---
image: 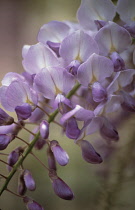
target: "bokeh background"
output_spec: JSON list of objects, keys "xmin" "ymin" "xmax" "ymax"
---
[{"xmin": 0, "ymin": 0, "xmax": 135, "ymax": 210}]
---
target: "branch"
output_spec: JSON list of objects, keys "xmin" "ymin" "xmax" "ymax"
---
[{"xmin": 0, "ymin": 82, "xmax": 81, "ymax": 196}]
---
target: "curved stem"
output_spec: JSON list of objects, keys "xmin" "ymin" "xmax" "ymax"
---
[{"xmin": 0, "ymin": 82, "xmax": 81, "ymax": 196}]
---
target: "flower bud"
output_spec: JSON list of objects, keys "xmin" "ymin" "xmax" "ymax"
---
[
  {"xmin": 15, "ymin": 103, "xmax": 32, "ymax": 120},
  {"xmin": 40, "ymin": 120, "xmax": 49, "ymax": 139},
  {"xmin": 50, "ymin": 140, "xmax": 69, "ymax": 166},
  {"xmin": 0, "ymin": 108, "xmax": 14, "ymax": 125},
  {"xmin": 110, "ymin": 52, "xmax": 125, "ymax": 72},
  {"xmin": 100, "ymin": 118, "xmax": 119, "ymax": 141},
  {"xmin": 18, "ymin": 171, "xmax": 27, "ymax": 196},
  {"xmin": 7, "ymin": 147, "xmax": 24, "ymax": 171},
  {"xmin": 23, "ymin": 170, "xmax": 36, "ymax": 191},
  {"xmin": 65, "ymin": 117, "xmax": 81, "ymax": 139},
  {"xmin": 0, "ymin": 134, "xmax": 12, "ymax": 150},
  {"xmin": 47, "ymin": 147, "xmax": 57, "ymax": 171},
  {"xmin": 78, "ymin": 140, "xmax": 103, "ymax": 164},
  {"xmin": 23, "ymin": 196, "xmax": 44, "ymax": 210},
  {"xmin": 49, "ymin": 173, "xmax": 74, "ymax": 200},
  {"xmin": 35, "ymin": 138, "xmax": 46, "ymax": 150},
  {"xmin": 92, "ymin": 82, "xmax": 107, "ymax": 102},
  {"xmin": 67, "ymin": 60, "xmax": 81, "ymax": 76}
]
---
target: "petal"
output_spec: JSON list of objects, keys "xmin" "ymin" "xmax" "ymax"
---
[
  {"xmin": 48, "ymin": 67, "xmax": 75, "ymax": 95},
  {"xmin": 117, "ymin": 0, "xmax": 135, "ymax": 23},
  {"xmin": 77, "ymin": 0, "xmax": 116, "ymax": 31},
  {"xmin": 77, "ymin": 53, "xmax": 114, "ymax": 86},
  {"xmin": 59, "ymin": 30, "xmax": 98, "ymax": 64},
  {"xmin": 104, "ymin": 95, "xmax": 123, "ymax": 113},
  {"xmin": 1, "ymin": 72, "xmax": 25, "ymax": 86},
  {"xmin": 95, "ymin": 22, "xmax": 132, "ymax": 56},
  {"xmin": 61, "ymin": 105, "xmax": 94, "ymax": 124},
  {"xmin": 22, "ymin": 43, "xmax": 59, "ymax": 74},
  {"xmin": 118, "ymin": 69, "xmax": 135, "ymax": 87},
  {"xmin": 85, "ymin": 117, "xmax": 103, "ymax": 135},
  {"xmin": 5, "ymin": 81, "xmax": 28, "ymax": 109},
  {"xmin": 38, "ymin": 21, "xmax": 70, "ymax": 44},
  {"xmin": 34, "ymin": 68, "xmax": 56, "ymax": 99}
]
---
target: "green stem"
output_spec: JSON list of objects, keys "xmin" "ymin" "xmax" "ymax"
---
[{"xmin": 0, "ymin": 82, "xmax": 81, "ymax": 196}]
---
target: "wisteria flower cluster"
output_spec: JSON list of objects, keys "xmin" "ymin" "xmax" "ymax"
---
[{"xmin": 0, "ymin": 0, "xmax": 135, "ymax": 209}]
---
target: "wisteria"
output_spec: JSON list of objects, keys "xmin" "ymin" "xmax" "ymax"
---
[{"xmin": 0, "ymin": 0, "xmax": 135, "ymax": 209}]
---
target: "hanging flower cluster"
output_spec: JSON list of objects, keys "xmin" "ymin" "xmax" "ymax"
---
[{"xmin": 0, "ymin": 0, "xmax": 135, "ymax": 209}]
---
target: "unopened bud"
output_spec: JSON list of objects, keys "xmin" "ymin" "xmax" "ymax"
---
[
  {"xmin": 78, "ymin": 140, "xmax": 103, "ymax": 164},
  {"xmin": 0, "ymin": 108, "xmax": 14, "ymax": 125},
  {"xmin": 18, "ymin": 171, "xmax": 26, "ymax": 196},
  {"xmin": 23, "ymin": 196, "xmax": 44, "ymax": 210},
  {"xmin": 100, "ymin": 118, "xmax": 119, "ymax": 141},
  {"xmin": 92, "ymin": 82, "xmax": 107, "ymax": 102},
  {"xmin": 110, "ymin": 52, "xmax": 125, "ymax": 72},
  {"xmin": 23, "ymin": 170, "xmax": 36, "ymax": 191},
  {"xmin": 47, "ymin": 147, "xmax": 57, "ymax": 171},
  {"xmin": 49, "ymin": 173, "xmax": 74, "ymax": 200},
  {"xmin": 50, "ymin": 140, "xmax": 69, "ymax": 166},
  {"xmin": 65, "ymin": 117, "xmax": 81, "ymax": 139},
  {"xmin": 15, "ymin": 103, "xmax": 32, "ymax": 120},
  {"xmin": 40, "ymin": 120, "xmax": 49, "ymax": 139},
  {"xmin": 0, "ymin": 134, "xmax": 13, "ymax": 150},
  {"xmin": 7, "ymin": 147, "xmax": 24, "ymax": 171}
]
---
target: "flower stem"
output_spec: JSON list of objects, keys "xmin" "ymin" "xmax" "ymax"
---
[{"xmin": 0, "ymin": 82, "xmax": 81, "ymax": 196}]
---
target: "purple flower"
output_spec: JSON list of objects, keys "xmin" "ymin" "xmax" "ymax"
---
[
  {"xmin": 23, "ymin": 196, "xmax": 44, "ymax": 210},
  {"xmin": 15, "ymin": 103, "xmax": 32, "ymax": 120},
  {"xmin": 1, "ymin": 80, "xmax": 38, "ymax": 112},
  {"xmin": 0, "ymin": 134, "xmax": 13, "ymax": 150},
  {"xmin": 110, "ymin": 52, "xmax": 125, "ymax": 72},
  {"xmin": 78, "ymin": 140, "xmax": 103, "ymax": 164},
  {"xmin": 91, "ymin": 82, "xmax": 107, "ymax": 102},
  {"xmin": 59, "ymin": 30, "xmax": 99, "ymax": 65},
  {"xmin": 34, "ymin": 67, "xmax": 75, "ymax": 99},
  {"xmin": 50, "ymin": 140, "xmax": 69, "ymax": 166},
  {"xmin": 95, "ymin": 22, "xmax": 132, "ymax": 56},
  {"xmin": 47, "ymin": 147, "xmax": 57, "ymax": 171},
  {"xmin": 100, "ymin": 118, "xmax": 119, "ymax": 142},
  {"xmin": 22, "ymin": 43, "xmax": 60, "ymax": 74},
  {"xmin": 77, "ymin": 0, "xmax": 116, "ymax": 31},
  {"xmin": 49, "ymin": 172, "xmax": 74, "ymax": 200},
  {"xmin": 40, "ymin": 120, "xmax": 49, "ymax": 139},
  {"xmin": 23, "ymin": 170, "xmax": 36, "ymax": 191},
  {"xmin": 0, "ymin": 108, "xmax": 14, "ymax": 125},
  {"xmin": 77, "ymin": 53, "xmax": 114, "ymax": 87},
  {"xmin": 7, "ymin": 147, "xmax": 24, "ymax": 171},
  {"xmin": 18, "ymin": 171, "xmax": 27, "ymax": 196}
]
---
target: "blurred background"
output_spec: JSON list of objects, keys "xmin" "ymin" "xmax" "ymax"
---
[{"xmin": 0, "ymin": 0, "xmax": 135, "ymax": 210}]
